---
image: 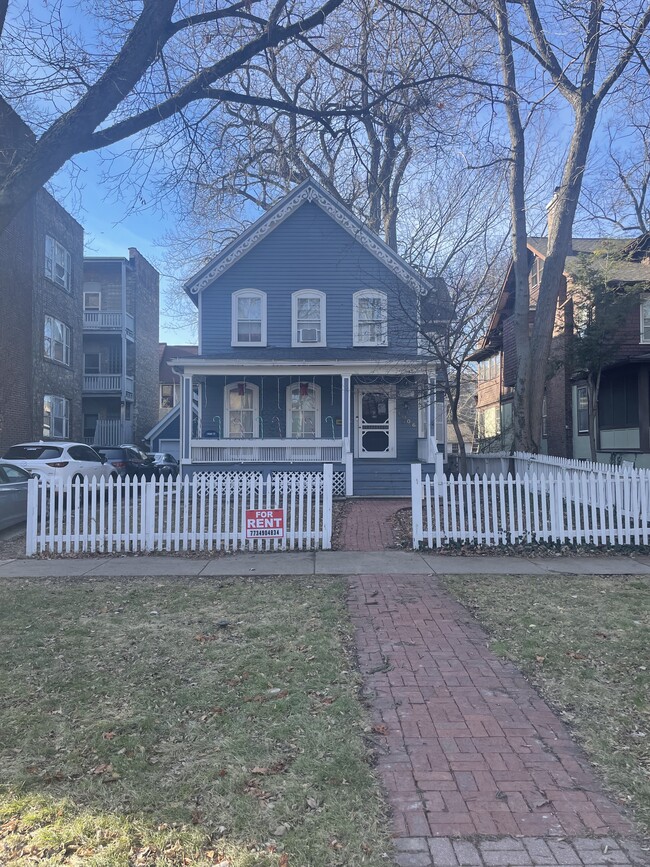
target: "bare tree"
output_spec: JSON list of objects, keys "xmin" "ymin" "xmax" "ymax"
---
[
  {"xmin": 0, "ymin": 0, "xmax": 349, "ymax": 234},
  {"xmin": 474, "ymin": 0, "xmax": 650, "ymax": 452}
]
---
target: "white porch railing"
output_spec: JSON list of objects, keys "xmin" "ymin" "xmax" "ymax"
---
[
  {"xmin": 83, "ymin": 311, "xmax": 135, "ymax": 337},
  {"xmin": 83, "ymin": 374, "xmax": 135, "ymax": 398},
  {"xmin": 191, "ymin": 438, "xmax": 344, "ymax": 463}
]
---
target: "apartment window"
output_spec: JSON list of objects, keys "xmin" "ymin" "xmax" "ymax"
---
[
  {"xmin": 43, "ymin": 395, "xmax": 70, "ymax": 439},
  {"xmin": 292, "ymin": 290, "xmax": 326, "ymax": 346},
  {"xmin": 286, "ymin": 382, "xmax": 321, "ymax": 438},
  {"xmin": 160, "ymin": 384, "xmax": 174, "ymax": 409},
  {"xmin": 598, "ymin": 371, "xmax": 638, "ymax": 430},
  {"xmin": 478, "ymin": 355, "xmax": 500, "ymax": 381},
  {"xmin": 44, "ymin": 316, "xmax": 71, "ymax": 366},
  {"xmin": 224, "ymin": 382, "xmax": 259, "ymax": 438},
  {"xmin": 45, "ymin": 236, "xmax": 72, "ymax": 291},
  {"xmin": 84, "ymin": 353, "xmax": 101, "ymax": 374},
  {"xmin": 640, "ymin": 298, "xmax": 650, "ymax": 344},
  {"xmin": 353, "ymin": 289, "xmax": 388, "ymax": 346},
  {"xmin": 576, "ymin": 386, "xmax": 589, "ymax": 434},
  {"xmin": 541, "ymin": 396, "xmax": 548, "ymax": 439},
  {"xmin": 84, "ymin": 292, "xmax": 101, "ymax": 310},
  {"xmin": 477, "ymin": 406, "xmax": 501, "ymax": 440},
  {"xmin": 232, "ymin": 289, "xmax": 266, "ymax": 345}
]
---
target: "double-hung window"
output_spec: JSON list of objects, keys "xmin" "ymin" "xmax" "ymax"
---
[
  {"xmin": 225, "ymin": 382, "xmax": 259, "ymax": 438},
  {"xmin": 232, "ymin": 289, "xmax": 266, "ymax": 346},
  {"xmin": 353, "ymin": 290, "xmax": 388, "ymax": 346},
  {"xmin": 43, "ymin": 395, "xmax": 70, "ymax": 439},
  {"xmin": 292, "ymin": 290, "xmax": 326, "ymax": 346},
  {"xmin": 45, "ymin": 236, "xmax": 72, "ymax": 291},
  {"xmin": 44, "ymin": 316, "xmax": 71, "ymax": 366},
  {"xmin": 576, "ymin": 386, "xmax": 589, "ymax": 434},
  {"xmin": 640, "ymin": 297, "xmax": 650, "ymax": 344},
  {"xmin": 286, "ymin": 382, "xmax": 321, "ymax": 438}
]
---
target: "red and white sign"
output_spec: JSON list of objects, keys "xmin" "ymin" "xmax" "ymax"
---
[{"xmin": 245, "ymin": 508, "xmax": 285, "ymax": 539}]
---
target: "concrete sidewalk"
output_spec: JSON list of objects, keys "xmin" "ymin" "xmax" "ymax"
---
[{"xmin": 2, "ymin": 550, "xmax": 650, "ymax": 578}]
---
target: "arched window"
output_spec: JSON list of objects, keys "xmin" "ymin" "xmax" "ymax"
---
[
  {"xmin": 353, "ymin": 289, "xmax": 388, "ymax": 346},
  {"xmin": 224, "ymin": 382, "xmax": 260, "ymax": 438},
  {"xmin": 292, "ymin": 290, "xmax": 326, "ymax": 347},
  {"xmin": 286, "ymin": 382, "xmax": 321, "ymax": 439},
  {"xmin": 231, "ymin": 289, "xmax": 267, "ymax": 346}
]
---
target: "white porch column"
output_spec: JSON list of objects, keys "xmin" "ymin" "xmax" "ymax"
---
[
  {"xmin": 180, "ymin": 374, "xmax": 193, "ymax": 465},
  {"xmin": 342, "ymin": 374, "xmax": 353, "ymax": 496},
  {"xmin": 427, "ymin": 372, "xmax": 438, "ymax": 463}
]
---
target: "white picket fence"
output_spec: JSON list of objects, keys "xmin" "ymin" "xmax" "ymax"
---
[
  {"xmin": 26, "ymin": 467, "xmax": 333, "ymax": 555},
  {"xmin": 411, "ymin": 464, "xmax": 650, "ymax": 548}
]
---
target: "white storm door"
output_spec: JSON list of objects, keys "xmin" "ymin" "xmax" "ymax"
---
[{"xmin": 355, "ymin": 386, "xmax": 396, "ymax": 458}]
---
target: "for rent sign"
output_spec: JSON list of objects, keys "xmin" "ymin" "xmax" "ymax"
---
[{"xmin": 245, "ymin": 508, "xmax": 285, "ymax": 539}]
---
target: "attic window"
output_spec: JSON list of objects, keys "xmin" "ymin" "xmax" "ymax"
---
[
  {"xmin": 353, "ymin": 290, "xmax": 387, "ymax": 346},
  {"xmin": 232, "ymin": 289, "xmax": 266, "ymax": 346},
  {"xmin": 292, "ymin": 290, "xmax": 326, "ymax": 347}
]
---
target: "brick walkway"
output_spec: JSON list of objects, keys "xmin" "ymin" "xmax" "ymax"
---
[
  {"xmin": 348, "ymin": 574, "xmax": 648, "ymax": 867},
  {"xmin": 336, "ymin": 498, "xmax": 408, "ymax": 550}
]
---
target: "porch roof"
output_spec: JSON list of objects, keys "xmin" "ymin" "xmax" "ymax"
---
[{"xmin": 167, "ymin": 355, "xmax": 436, "ymax": 377}]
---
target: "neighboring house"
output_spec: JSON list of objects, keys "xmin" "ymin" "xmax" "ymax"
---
[
  {"xmin": 472, "ymin": 231, "xmax": 650, "ymax": 464},
  {"xmin": 152, "ymin": 179, "xmax": 448, "ymax": 495},
  {"xmin": 82, "ymin": 251, "xmax": 160, "ymax": 447},
  {"xmin": 0, "ymin": 104, "xmax": 84, "ymax": 451},
  {"xmin": 158, "ymin": 343, "xmax": 198, "ymax": 418}
]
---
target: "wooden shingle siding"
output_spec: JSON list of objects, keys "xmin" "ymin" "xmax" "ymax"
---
[{"xmin": 200, "ymin": 202, "xmax": 416, "ymax": 356}]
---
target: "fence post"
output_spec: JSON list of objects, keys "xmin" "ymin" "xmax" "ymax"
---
[
  {"xmin": 322, "ymin": 463, "xmax": 334, "ymax": 549},
  {"xmin": 411, "ymin": 463, "xmax": 423, "ymax": 549},
  {"xmin": 25, "ymin": 477, "xmax": 39, "ymax": 556},
  {"xmin": 144, "ymin": 478, "xmax": 156, "ymax": 552}
]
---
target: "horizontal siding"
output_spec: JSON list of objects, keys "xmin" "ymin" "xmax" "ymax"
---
[{"xmin": 200, "ymin": 201, "xmax": 418, "ymax": 357}]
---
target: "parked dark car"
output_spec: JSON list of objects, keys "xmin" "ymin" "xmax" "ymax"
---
[
  {"xmin": 96, "ymin": 446, "xmax": 156, "ymax": 480},
  {"xmin": 0, "ymin": 463, "xmax": 31, "ymax": 530},
  {"xmin": 147, "ymin": 452, "xmax": 180, "ymax": 479}
]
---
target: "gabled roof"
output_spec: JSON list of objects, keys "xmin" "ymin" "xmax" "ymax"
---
[
  {"xmin": 159, "ymin": 343, "xmax": 198, "ymax": 383},
  {"xmin": 183, "ymin": 178, "xmax": 435, "ymax": 297},
  {"xmin": 471, "ymin": 234, "xmax": 650, "ymax": 360},
  {"xmin": 144, "ymin": 404, "xmax": 180, "ymax": 444}
]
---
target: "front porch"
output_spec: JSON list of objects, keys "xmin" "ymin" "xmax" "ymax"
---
[{"xmin": 175, "ymin": 362, "xmax": 445, "ymax": 496}]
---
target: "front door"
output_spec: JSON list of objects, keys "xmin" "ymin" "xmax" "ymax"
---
[{"xmin": 355, "ymin": 386, "xmax": 396, "ymax": 458}]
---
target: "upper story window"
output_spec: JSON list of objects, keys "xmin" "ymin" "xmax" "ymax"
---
[
  {"xmin": 353, "ymin": 289, "xmax": 388, "ymax": 346},
  {"xmin": 640, "ymin": 297, "xmax": 650, "ymax": 344},
  {"xmin": 529, "ymin": 257, "xmax": 542, "ymax": 305},
  {"xmin": 286, "ymin": 382, "xmax": 321, "ymax": 438},
  {"xmin": 84, "ymin": 291, "xmax": 101, "ymax": 310},
  {"xmin": 43, "ymin": 395, "xmax": 70, "ymax": 439},
  {"xmin": 232, "ymin": 289, "xmax": 266, "ymax": 346},
  {"xmin": 224, "ymin": 382, "xmax": 259, "ymax": 438},
  {"xmin": 44, "ymin": 315, "xmax": 71, "ymax": 366},
  {"xmin": 45, "ymin": 236, "xmax": 72, "ymax": 292},
  {"xmin": 478, "ymin": 355, "xmax": 500, "ymax": 382},
  {"xmin": 160, "ymin": 384, "xmax": 175, "ymax": 409},
  {"xmin": 292, "ymin": 290, "xmax": 326, "ymax": 347}
]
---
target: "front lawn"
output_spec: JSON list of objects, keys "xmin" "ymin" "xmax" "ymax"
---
[
  {"xmin": 0, "ymin": 576, "xmax": 389, "ymax": 865},
  {"xmin": 443, "ymin": 574, "xmax": 650, "ymax": 836}
]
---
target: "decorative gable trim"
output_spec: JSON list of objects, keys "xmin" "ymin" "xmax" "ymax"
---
[{"xmin": 185, "ymin": 181, "xmax": 428, "ymax": 295}]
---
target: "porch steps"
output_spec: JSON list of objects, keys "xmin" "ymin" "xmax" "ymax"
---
[{"xmin": 352, "ymin": 461, "xmax": 412, "ymax": 497}]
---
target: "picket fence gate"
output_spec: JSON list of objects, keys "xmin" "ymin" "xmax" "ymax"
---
[
  {"xmin": 26, "ymin": 466, "xmax": 333, "ymax": 555},
  {"xmin": 411, "ymin": 464, "xmax": 650, "ymax": 549}
]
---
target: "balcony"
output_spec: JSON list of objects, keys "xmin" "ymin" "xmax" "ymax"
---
[
  {"xmin": 191, "ymin": 438, "xmax": 343, "ymax": 463},
  {"xmin": 83, "ymin": 311, "xmax": 135, "ymax": 339},
  {"xmin": 83, "ymin": 374, "xmax": 135, "ymax": 400}
]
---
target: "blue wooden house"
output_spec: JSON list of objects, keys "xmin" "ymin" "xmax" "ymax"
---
[{"xmin": 151, "ymin": 180, "xmax": 447, "ymax": 496}]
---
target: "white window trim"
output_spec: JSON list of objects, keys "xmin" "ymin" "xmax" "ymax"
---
[
  {"xmin": 231, "ymin": 288, "xmax": 267, "ymax": 347},
  {"xmin": 84, "ymin": 291, "xmax": 101, "ymax": 310},
  {"xmin": 44, "ymin": 315, "xmax": 71, "ymax": 366},
  {"xmin": 224, "ymin": 381, "xmax": 260, "ymax": 438},
  {"xmin": 353, "ymin": 289, "xmax": 388, "ymax": 347},
  {"xmin": 286, "ymin": 382, "xmax": 321, "ymax": 439},
  {"xmin": 291, "ymin": 290, "xmax": 326, "ymax": 347},
  {"xmin": 640, "ymin": 297, "xmax": 650, "ymax": 344},
  {"xmin": 45, "ymin": 235, "xmax": 72, "ymax": 292}
]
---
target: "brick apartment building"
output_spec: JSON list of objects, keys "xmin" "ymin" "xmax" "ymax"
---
[
  {"xmin": 473, "ymin": 233, "xmax": 650, "ymax": 464},
  {"xmin": 82, "ymin": 252, "xmax": 160, "ymax": 447},
  {"xmin": 0, "ymin": 105, "xmax": 84, "ymax": 451}
]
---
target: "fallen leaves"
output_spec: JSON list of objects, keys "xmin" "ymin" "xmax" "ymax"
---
[{"xmin": 371, "ymin": 723, "xmax": 388, "ymax": 735}]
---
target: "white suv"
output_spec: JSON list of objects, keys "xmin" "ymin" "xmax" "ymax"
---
[{"xmin": 0, "ymin": 442, "xmax": 117, "ymax": 483}]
